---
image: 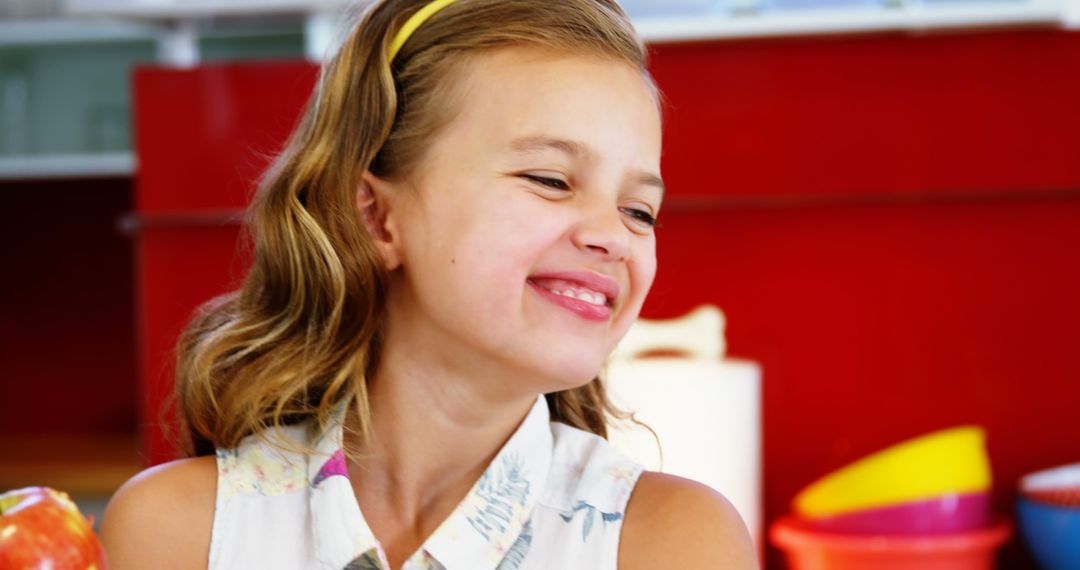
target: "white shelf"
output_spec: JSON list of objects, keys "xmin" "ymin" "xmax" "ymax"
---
[
  {"xmin": 0, "ymin": 18, "xmax": 158, "ymax": 46},
  {"xmin": 636, "ymin": 2, "xmax": 1064, "ymax": 43},
  {"xmin": 63, "ymin": 0, "xmax": 353, "ymax": 20},
  {"xmin": 0, "ymin": 1, "xmax": 1066, "ymax": 50},
  {"xmin": 1066, "ymin": 0, "xmax": 1080, "ymax": 27},
  {"xmin": 0, "ymin": 153, "xmax": 136, "ymax": 181},
  {"xmin": 58, "ymin": 0, "xmax": 1071, "ymax": 42}
]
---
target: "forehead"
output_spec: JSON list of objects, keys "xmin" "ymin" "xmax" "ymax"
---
[{"xmin": 430, "ymin": 46, "xmax": 662, "ymax": 170}]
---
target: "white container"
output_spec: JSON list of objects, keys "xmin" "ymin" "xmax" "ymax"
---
[{"xmin": 605, "ymin": 306, "xmax": 764, "ymax": 556}]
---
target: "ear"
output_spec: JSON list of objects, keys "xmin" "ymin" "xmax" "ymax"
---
[{"xmin": 356, "ymin": 170, "xmax": 403, "ymax": 270}]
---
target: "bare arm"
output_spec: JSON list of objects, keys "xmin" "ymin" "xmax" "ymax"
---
[
  {"xmin": 619, "ymin": 471, "xmax": 758, "ymax": 570},
  {"xmin": 99, "ymin": 456, "xmax": 217, "ymax": 570}
]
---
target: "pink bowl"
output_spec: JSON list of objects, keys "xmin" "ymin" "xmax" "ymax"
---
[{"xmin": 798, "ymin": 492, "xmax": 992, "ymax": 535}]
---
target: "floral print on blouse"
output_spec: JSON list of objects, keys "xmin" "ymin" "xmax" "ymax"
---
[{"xmin": 209, "ymin": 395, "xmax": 645, "ymax": 570}]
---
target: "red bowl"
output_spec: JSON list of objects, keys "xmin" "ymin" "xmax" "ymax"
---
[
  {"xmin": 1023, "ymin": 487, "xmax": 1080, "ymax": 508},
  {"xmin": 1021, "ymin": 463, "xmax": 1080, "ymax": 508},
  {"xmin": 772, "ymin": 515, "xmax": 1012, "ymax": 570}
]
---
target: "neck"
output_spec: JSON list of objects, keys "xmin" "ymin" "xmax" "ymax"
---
[{"xmin": 342, "ymin": 320, "xmax": 538, "ymax": 549}]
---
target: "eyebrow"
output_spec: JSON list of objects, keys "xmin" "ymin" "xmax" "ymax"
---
[{"xmin": 506, "ymin": 135, "xmax": 666, "ymax": 196}]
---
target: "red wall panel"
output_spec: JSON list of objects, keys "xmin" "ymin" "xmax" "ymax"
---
[
  {"xmin": 133, "ymin": 61, "xmax": 318, "ymax": 459},
  {"xmin": 134, "ymin": 61, "xmax": 318, "ymax": 212},
  {"xmin": 650, "ymin": 30, "xmax": 1080, "ymax": 199},
  {"xmin": 132, "ymin": 29, "xmax": 1080, "ymax": 569}
]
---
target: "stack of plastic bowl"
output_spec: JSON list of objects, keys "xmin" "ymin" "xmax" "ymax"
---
[
  {"xmin": 1017, "ymin": 463, "xmax": 1080, "ymax": 570},
  {"xmin": 771, "ymin": 426, "xmax": 1012, "ymax": 570}
]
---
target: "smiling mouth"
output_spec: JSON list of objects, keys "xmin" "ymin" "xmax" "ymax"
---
[
  {"xmin": 528, "ymin": 278, "xmax": 611, "ymax": 307},
  {"xmin": 526, "ymin": 276, "xmax": 616, "ymax": 322}
]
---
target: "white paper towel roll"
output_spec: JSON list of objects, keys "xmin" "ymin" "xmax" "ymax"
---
[{"xmin": 604, "ymin": 307, "xmax": 763, "ymax": 554}]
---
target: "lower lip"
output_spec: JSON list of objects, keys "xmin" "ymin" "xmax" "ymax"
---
[{"xmin": 528, "ymin": 281, "xmax": 612, "ymax": 322}]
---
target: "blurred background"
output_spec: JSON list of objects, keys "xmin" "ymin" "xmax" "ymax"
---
[{"xmin": 1, "ymin": 0, "xmax": 1078, "ymax": 568}]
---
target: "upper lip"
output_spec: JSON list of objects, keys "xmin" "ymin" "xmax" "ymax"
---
[{"xmin": 528, "ymin": 270, "xmax": 621, "ymax": 306}]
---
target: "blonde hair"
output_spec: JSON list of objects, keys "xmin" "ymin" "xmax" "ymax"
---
[{"xmin": 174, "ymin": 0, "xmax": 659, "ymax": 457}]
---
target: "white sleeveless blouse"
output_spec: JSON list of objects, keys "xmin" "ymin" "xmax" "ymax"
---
[{"xmin": 208, "ymin": 395, "xmax": 645, "ymax": 570}]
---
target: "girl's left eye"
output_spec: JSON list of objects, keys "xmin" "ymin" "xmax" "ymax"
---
[
  {"xmin": 620, "ymin": 207, "xmax": 658, "ymax": 228},
  {"xmin": 521, "ymin": 173, "xmax": 659, "ymax": 229},
  {"xmin": 522, "ymin": 174, "xmax": 570, "ymax": 191}
]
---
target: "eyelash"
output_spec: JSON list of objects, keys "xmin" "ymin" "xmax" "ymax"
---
[
  {"xmin": 521, "ymin": 174, "xmax": 659, "ymax": 228},
  {"xmin": 622, "ymin": 207, "xmax": 659, "ymax": 227},
  {"xmin": 522, "ymin": 174, "xmax": 569, "ymax": 191}
]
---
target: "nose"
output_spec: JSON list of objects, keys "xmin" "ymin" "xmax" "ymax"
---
[{"xmin": 570, "ymin": 199, "xmax": 630, "ymax": 262}]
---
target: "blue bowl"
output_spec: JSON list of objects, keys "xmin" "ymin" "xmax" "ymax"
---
[{"xmin": 1017, "ymin": 497, "xmax": 1080, "ymax": 570}]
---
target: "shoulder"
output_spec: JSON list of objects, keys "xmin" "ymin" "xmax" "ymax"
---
[
  {"xmin": 618, "ymin": 471, "xmax": 758, "ymax": 570},
  {"xmin": 100, "ymin": 455, "xmax": 217, "ymax": 570}
]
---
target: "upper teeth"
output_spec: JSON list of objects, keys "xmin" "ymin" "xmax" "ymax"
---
[{"xmin": 551, "ymin": 289, "xmax": 606, "ymax": 306}]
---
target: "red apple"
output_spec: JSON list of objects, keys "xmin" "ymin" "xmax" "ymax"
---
[{"xmin": 0, "ymin": 486, "xmax": 106, "ymax": 570}]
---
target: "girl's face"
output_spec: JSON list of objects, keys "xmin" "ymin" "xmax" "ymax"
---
[{"xmin": 376, "ymin": 47, "xmax": 663, "ymax": 394}]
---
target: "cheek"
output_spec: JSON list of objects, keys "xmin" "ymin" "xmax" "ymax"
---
[
  {"xmin": 440, "ymin": 215, "xmax": 555, "ymax": 303},
  {"xmin": 630, "ymin": 239, "xmax": 658, "ymax": 300},
  {"xmin": 607, "ymin": 241, "xmax": 657, "ymax": 347},
  {"xmin": 463, "ymin": 194, "xmax": 566, "ymax": 266}
]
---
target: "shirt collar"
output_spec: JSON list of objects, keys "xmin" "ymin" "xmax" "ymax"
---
[{"xmin": 309, "ymin": 395, "xmax": 554, "ymax": 570}]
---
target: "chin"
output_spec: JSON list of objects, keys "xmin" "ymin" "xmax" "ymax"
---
[{"xmin": 532, "ymin": 355, "xmax": 607, "ymax": 394}]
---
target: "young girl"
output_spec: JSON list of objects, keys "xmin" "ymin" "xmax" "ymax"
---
[{"xmin": 101, "ymin": 0, "xmax": 756, "ymax": 568}]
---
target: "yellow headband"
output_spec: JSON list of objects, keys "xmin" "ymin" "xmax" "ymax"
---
[{"xmin": 387, "ymin": 0, "xmax": 459, "ymax": 62}]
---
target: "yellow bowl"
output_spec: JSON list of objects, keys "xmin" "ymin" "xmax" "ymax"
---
[{"xmin": 794, "ymin": 426, "xmax": 992, "ymax": 519}]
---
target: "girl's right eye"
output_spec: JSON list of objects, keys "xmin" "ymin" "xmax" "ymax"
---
[{"xmin": 521, "ymin": 174, "xmax": 570, "ymax": 191}]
